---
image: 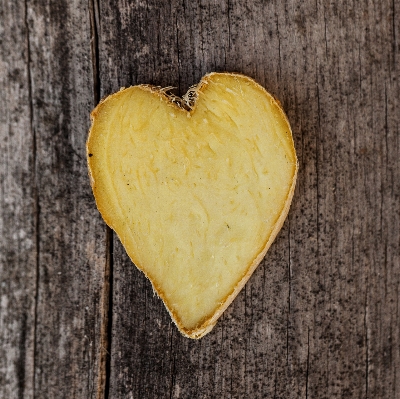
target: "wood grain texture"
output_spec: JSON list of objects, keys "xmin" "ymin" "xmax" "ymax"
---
[
  {"xmin": 0, "ymin": 1, "xmax": 36, "ymax": 397},
  {"xmin": 26, "ymin": 0, "xmax": 108, "ymax": 396},
  {"xmin": 98, "ymin": 0, "xmax": 400, "ymax": 398},
  {"xmin": 1, "ymin": 0, "xmax": 399, "ymax": 397}
]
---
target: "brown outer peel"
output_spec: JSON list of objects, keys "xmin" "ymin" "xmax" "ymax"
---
[{"xmin": 87, "ymin": 72, "xmax": 298, "ymax": 339}]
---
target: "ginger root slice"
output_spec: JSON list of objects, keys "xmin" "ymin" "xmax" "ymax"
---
[{"xmin": 87, "ymin": 72, "xmax": 298, "ymax": 338}]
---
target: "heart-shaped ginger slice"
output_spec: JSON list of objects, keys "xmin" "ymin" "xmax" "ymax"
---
[{"xmin": 87, "ymin": 73, "xmax": 297, "ymax": 338}]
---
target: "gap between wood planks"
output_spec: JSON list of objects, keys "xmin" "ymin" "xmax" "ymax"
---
[
  {"xmin": 89, "ymin": 0, "xmax": 114, "ymax": 398},
  {"xmin": 24, "ymin": 0, "xmax": 40, "ymax": 396}
]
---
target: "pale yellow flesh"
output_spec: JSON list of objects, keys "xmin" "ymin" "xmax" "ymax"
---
[{"xmin": 87, "ymin": 73, "xmax": 297, "ymax": 337}]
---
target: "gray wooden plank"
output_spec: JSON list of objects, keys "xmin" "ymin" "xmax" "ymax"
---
[
  {"xmin": 0, "ymin": 1, "xmax": 36, "ymax": 398},
  {"xmin": 297, "ymin": 0, "xmax": 400, "ymax": 397},
  {"xmin": 98, "ymin": 0, "xmax": 400, "ymax": 397},
  {"xmin": 25, "ymin": 0, "xmax": 107, "ymax": 397},
  {"xmin": 355, "ymin": 0, "xmax": 400, "ymax": 396}
]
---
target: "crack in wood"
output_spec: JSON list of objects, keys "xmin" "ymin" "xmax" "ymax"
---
[
  {"xmin": 95, "ymin": 226, "xmax": 113, "ymax": 399},
  {"xmin": 89, "ymin": 0, "xmax": 113, "ymax": 398},
  {"xmin": 364, "ymin": 285, "xmax": 369, "ymax": 399},
  {"xmin": 287, "ymin": 210, "xmax": 292, "ymax": 368},
  {"xmin": 24, "ymin": 0, "xmax": 39, "ymax": 397},
  {"xmin": 168, "ymin": 328, "xmax": 176, "ymax": 399},
  {"xmin": 89, "ymin": 0, "xmax": 101, "ymax": 105},
  {"xmin": 305, "ymin": 327, "xmax": 310, "ymax": 399},
  {"xmin": 104, "ymin": 227, "xmax": 114, "ymax": 399}
]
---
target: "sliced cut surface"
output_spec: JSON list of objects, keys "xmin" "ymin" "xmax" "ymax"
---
[{"xmin": 87, "ymin": 73, "xmax": 297, "ymax": 338}]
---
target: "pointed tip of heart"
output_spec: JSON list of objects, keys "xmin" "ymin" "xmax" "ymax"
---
[{"xmin": 177, "ymin": 321, "xmax": 217, "ymax": 339}]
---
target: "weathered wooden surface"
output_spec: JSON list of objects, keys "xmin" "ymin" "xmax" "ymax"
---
[
  {"xmin": 1, "ymin": 0, "xmax": 399, "ymax": 398},
  {"xmin": 26, "ymin": 1, "xmax": 109, "ymax": 397},
  {"xmin": 0, "ymin": 1, "xmax": 36, "ymax": 397},
  {"xmin": 1, "ymin": 0, "xmax": 107, "ymax": 398}
]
